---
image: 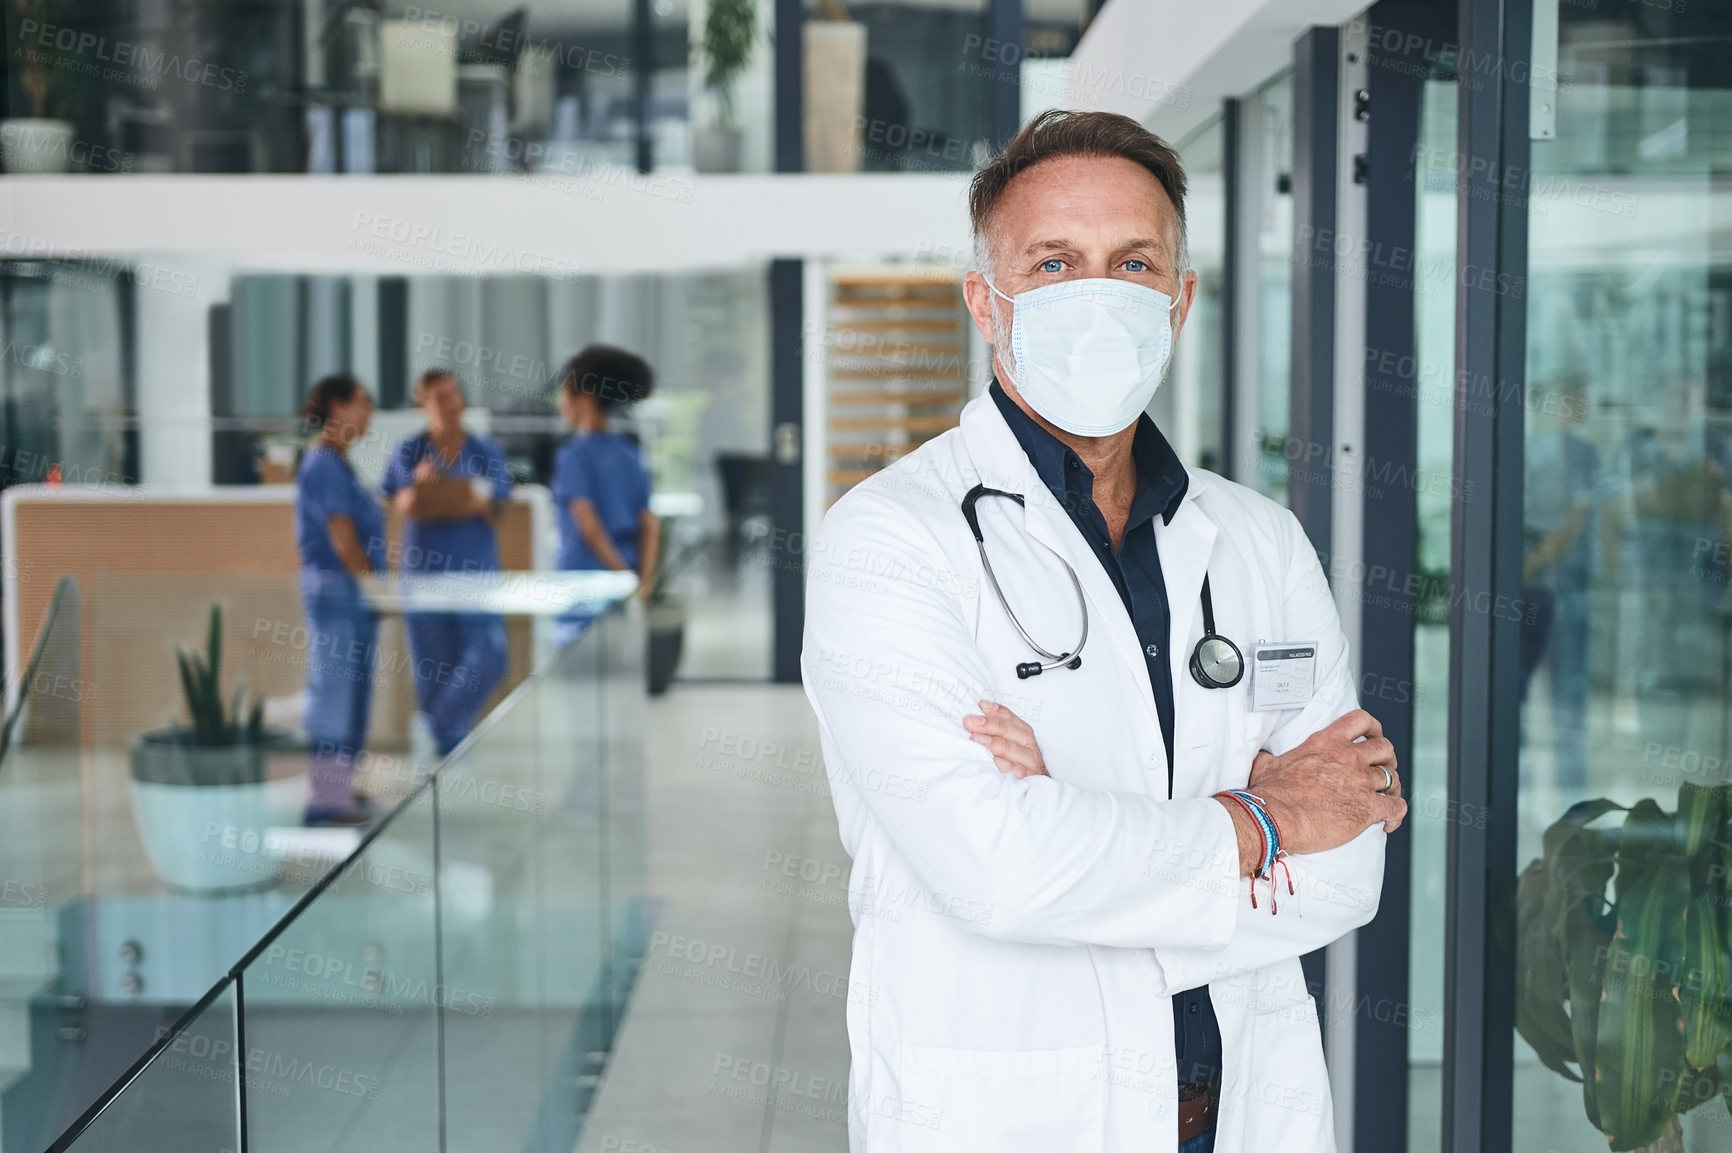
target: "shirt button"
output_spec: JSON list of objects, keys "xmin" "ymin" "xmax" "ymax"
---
[
  {"xmin": 1189, "ymin": 1001, "xmax": 1199, "ymax": 1015},
  {"xmin": 1145, "ymin": 643, "xmax": 1159, "ymax": 657}
]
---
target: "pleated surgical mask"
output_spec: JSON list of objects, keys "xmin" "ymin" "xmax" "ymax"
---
[{"xmin": 985, "ymin": 274, "xmax": 1183, "ymax": 437}]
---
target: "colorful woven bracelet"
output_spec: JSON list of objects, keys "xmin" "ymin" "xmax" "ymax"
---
[
  {"xmin": 1215, "ymin": 790, "xmax": 1270, "ymax": 910},
  {"xmin": 1223, "ymin": 789, "xmax": 1279, "ymax": 876}
]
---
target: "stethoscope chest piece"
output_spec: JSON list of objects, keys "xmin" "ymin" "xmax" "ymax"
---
[{"xmin": 1188, "ymin": 575, "xmax": 1243, "ymax": 689}]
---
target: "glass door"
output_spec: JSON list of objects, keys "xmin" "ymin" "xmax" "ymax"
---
[{"xmin": 1511, "ymin": 6, "xmax": 1732, "ymax": 1151}]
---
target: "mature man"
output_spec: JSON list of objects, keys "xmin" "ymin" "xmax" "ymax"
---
[{"xmin": 800, "ymin": 109, "xmax": 1405, "ymax": 1153}]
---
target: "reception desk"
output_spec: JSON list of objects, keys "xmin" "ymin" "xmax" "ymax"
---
[{"xmin": 0, "ymin": 484, "xmax": 559, "ymax": 748}]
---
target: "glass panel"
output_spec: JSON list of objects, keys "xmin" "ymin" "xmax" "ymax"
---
[
  {"xmin": 439, "ymin": 618, "xmax": 594, "ymax": 1153},
  {"xmin": 1512, "ymin": 7, "xmax": 1732, "ymax": 1152},
  {"xmin": 1407, "ymin": 73, "xmax": 1457, "ymax": 1153},
  {"xmin": 1234, "ymin": 70, "xmax": 1294, "ymax": 503},
  {"xmin": 240, "ymin": 784, "xmax": 439, "ymax": 1152},
  {"xmin": 1166, "ymin": 114, "xmax": 1225, "ymax": 473},
  {"xmin": 812, "ymin": 0, "xmax": 993, "ymax": 174},
  {"xmin": 55, "ymin": 983, "xmax": 239, "ymax": 1153}
]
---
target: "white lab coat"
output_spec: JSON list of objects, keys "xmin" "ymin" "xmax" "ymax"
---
[{"xmin": 800, "ymin": 392, "xmax": 1385, "ymax": 1153}]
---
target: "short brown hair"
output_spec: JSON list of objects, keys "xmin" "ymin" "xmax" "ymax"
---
[
  {"xmin": 413, "ymin": 367, "xmax": 459, "ymax": 404},
  {"xmin": 968, "ymin": 109, "xmax": 1189, "ymax": 277}
]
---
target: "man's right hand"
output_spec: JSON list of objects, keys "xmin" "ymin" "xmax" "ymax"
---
[{"xmin": 1244, "ymin": 709, "xmax": 1406, "ymax": 859}]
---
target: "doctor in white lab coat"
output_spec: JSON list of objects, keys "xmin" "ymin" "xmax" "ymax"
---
[{"xmin": 800, "ymin": 109, "xmax": 1407, "ymax": 1153}]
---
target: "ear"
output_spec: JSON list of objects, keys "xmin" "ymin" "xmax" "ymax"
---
[
  {"xmin": 962, "ymin": 270, "xmax": 998, "ymax": 348},
  {"xmin": 1171, "ymin": 268, "xmax": 1199, "ymax": 343}
]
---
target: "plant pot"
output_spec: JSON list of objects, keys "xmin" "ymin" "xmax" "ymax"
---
[
  {"xmin": 646, "ymin": 597, "xmax": 686, "ymax": 696},
  {"xmin": 129, "ymin": 729, "xmax": 306, "ymax": 893},
  {"xmin": 803, "ymin": 22, "xmax": 866, "ymax": 173},
  {"xmin": 1, "ymin": 118, "xmax": 75, "ymax": 173},
  {"xmin": 692, "ymin": 124, "xmax": 742, "ymax": 173}
]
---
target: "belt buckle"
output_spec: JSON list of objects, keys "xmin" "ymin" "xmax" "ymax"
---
[{"xmin": 1176, "ymin": 1078, "xmax": 1220, "ymax": 1142}]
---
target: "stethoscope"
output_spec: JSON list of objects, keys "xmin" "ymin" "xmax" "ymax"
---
[{"xmin": 961, "ymin": 483, "xmax": 1245, "ymax": 689}]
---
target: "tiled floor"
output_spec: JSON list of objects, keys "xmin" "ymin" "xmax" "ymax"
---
[{"xmin": 575, "ymin": 683, "xmax": 853, "ymax": 1153}]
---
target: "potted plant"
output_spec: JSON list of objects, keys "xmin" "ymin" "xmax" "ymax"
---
[
  {"xmin": 692, "ymin": 0, "xmax": 755, "ymax": 172},
  {"xmin": 1516, "ymin": 782, "xmax": 1732, "ymax": 1152},
  {"xmin": 3, "ymin": 0, "xmax": 83, "ymax": 172},
  {"xmin": 129, "ymin": 605, "xmax": 303, "ymax": 892}
]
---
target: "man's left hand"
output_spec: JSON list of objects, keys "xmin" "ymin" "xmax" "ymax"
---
[{"xmin": 964, "ymin": 700, "xmax": 1048, "ymax": 779}]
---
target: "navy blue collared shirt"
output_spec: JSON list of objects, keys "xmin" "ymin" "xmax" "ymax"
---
[{"xmin": 988, "ymin": 380, "xmax": 1222, "ymax": 1089}]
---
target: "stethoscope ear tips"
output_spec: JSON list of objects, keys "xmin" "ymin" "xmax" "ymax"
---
[
  {"xmin": 1016, "ymin": 662, "xmax": 1043, "ymax": 680},
  {"xmin": 1065, "ymin": 656, "xmax": 1082, "ymax": 670}
]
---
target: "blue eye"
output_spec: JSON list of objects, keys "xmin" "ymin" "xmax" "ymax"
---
[
  {"xmin": 1039, "ymin": 258, "xmax": 1064, "ymax": 273},
  {"xmin": 1123, "ymin": 259, "xmax": 1148, "ymax": 272}
]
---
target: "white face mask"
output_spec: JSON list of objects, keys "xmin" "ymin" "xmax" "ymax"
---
[{"xmin": 984, "ymin": 274, "xmax": 1183, "ymax": 437}]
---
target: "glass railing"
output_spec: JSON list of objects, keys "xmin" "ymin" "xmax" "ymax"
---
[{"xmin": 0, "ymin": 575, "xmax": 646, "ymax": 1153}]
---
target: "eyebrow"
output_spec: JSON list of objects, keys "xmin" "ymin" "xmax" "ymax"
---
[{"xmin": 1022, "ymin": 236, "xmax": 1172, "ymax": 259}]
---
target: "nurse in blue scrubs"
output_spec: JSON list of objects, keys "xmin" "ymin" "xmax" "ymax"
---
[
  {"xmin": 295, "ymin": 375, "xmax": 386, "ymax": 825},
  {"xmin": 551, "ymin": 346, "xmax": 660, "ymax": 646},
  {"xmin": 381, "ymin": 369, "xmax": 512, "ymax": 758}
]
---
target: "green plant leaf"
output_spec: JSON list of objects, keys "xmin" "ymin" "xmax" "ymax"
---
[
  {"xmin": 207, "ymin": 603, "xmax": 222, "ymax": 713},
  {"xmin": 230, "ymin": 681, "xmax": 249, "ymax": 740},
  {"xmin": 1564, "ymin": 898, "xmax": 1614, "ymax": 1130},
  {"xmin": 1517, "ymin": 858, "xmax": 1581, "ymax": 1079},
  {"xmin": 1680, "ymin": 895, "xmax": 1732, "ymax": 1068},
  {"xmin": 176, "ymin": 649, "xmax": 208, "ymax": 738},
  {"xmin": 1678, "ymin": 782, "xmax": 1725, "ymax": 862},
  {"xmin": 1593, "ymin": 837, "xmax": 1690, "ymax": 1151}
]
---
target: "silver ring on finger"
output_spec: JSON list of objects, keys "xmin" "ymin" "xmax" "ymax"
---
[{"xmin": 1377, "ymin": 764, "xmax": 1394, "ymax": 795}]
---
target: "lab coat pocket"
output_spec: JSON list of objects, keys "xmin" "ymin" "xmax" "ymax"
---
[
  {"xmin": 1236, "ymin": 996, "xmax": 1333, "ymax": 1152},
  {"xmin": 898, "ymin": 1042, "xmax": 1103, "ymax": 1153}
]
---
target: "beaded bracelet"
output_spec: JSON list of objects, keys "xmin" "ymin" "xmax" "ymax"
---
[{"xmin": 1216, "ymin": 789, "xmax": 1296, "ymax": 914}]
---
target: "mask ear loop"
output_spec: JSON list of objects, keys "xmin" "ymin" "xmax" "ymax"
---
[{"xmin": 980, "ymin": 274, "xmax": 1020, "ymax": 388}]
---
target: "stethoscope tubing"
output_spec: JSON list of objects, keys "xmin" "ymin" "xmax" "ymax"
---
[{"xmin": 964, "ymin": 482, "xmax": 1240, "ymax": 687}]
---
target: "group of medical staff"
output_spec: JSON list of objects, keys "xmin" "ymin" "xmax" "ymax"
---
[{"xmin": 291, "ymin": 345, "xmax": 659, "ymax": 825}]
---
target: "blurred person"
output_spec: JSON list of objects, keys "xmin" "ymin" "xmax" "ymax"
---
[
  {"xmin": 551, "ymin": 346, "xmax": 660, "ymax": 646},
  {"xmin": 1520, "ymin": 373, "xmax": 1602, "ymax": 791},
  {"xmin": 1607, "ymin": 377, "xmax": 1718, "ymax": 695},
  {"xmin": 381, "ymin": 369, "xmax": 512, "ymax": 758},
  {"xmin": 295, "ymin": 374, "xmax": 385, "ymax": 826}
]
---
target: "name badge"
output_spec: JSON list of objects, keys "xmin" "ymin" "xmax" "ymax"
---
[{"xmin": 1251, "ymin": 643, "xmax": 1317, "ymax": 712}]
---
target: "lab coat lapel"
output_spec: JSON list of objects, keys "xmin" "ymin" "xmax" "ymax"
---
[{"xmin": 957, "ymin": 395, "xmax": 1159, "ymax": 722}]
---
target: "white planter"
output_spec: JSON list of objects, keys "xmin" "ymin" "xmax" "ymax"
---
[
  {"xmin": 803, "ymin": 22, "xmax": 866, "ymax": 173},
  {"xmin": 129, "ymin": 731, "xmax": 307, "ymax": 893},
  {"xmin": 1, "ymin": 118, "xmax": 75, "ymax": 174},
  {"xmin": 129, "ymin": 776, "xmax": 309, "ymax": 893},
  {"xmin": 692, "ymin": 124, "xmax": 743, "ymax": 173}
]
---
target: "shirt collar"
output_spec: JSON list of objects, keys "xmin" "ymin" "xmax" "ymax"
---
[{"xmin": 987, "ymin": 379, "xmax": 1189, "ymax": 527}]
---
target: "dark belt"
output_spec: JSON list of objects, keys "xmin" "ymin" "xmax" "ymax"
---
[{"xmin": 1177, "ymin": 1077, "xmax": 1220, "ymax": 1143}]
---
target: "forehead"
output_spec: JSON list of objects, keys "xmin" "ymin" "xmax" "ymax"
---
[{"xmin": 988, "ymin": 153, "xmax": 1181, "ymax": 260}]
